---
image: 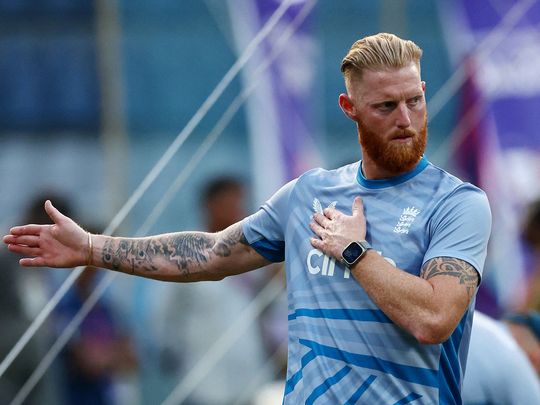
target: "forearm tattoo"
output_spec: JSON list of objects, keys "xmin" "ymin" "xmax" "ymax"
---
[
  {"xmin": 101, "ymin": 223, "xmax": 249, "ymax": 276},
  {"xmin": 420, "ymin": 257, "xmax": 479, "ymax": 300}
]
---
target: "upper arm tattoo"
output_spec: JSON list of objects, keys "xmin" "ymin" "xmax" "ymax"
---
[
  {"xmin": 102, "ymin": 222, "xmax": 250, "ymax": 276},
  {"xmin": 420, "ymin": 257, "xmax": 479, "ymax": 300},
  {"xmin": 213, "ymin": 222, "xmax": 249, "ymax": 257}
]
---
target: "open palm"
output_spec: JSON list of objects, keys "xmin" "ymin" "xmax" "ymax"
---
[{"xmin": 3, "ymin": 200, "xmax": 88, "ymax": 268}]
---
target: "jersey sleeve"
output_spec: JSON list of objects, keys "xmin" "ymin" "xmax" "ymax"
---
[
  {"xmin": 242, "ymin": 179, "xmax": 297, "ymax": 263},
  {"xmin": 423, "ymin": 184, "xmax": 492, "ymax": 279}
]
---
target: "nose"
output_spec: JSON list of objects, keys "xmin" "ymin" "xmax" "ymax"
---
[{"xmin": 395, "ymin": 103, "xmax": 411, "ymax": 129}]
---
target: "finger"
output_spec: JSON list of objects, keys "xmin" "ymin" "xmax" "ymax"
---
[
  {"xmin": 45, "ymin": 200, "xmax": 68, "ymax": 224},
  {"xmin": 3, "ymin": 234, "xmax": 16, "ymax": 244},
  {"xmin": 2, "ymin": 234, "xmax": 33, "ymax": 245},
  {"xmin": 8, "ymin": 244, "xmax": 41, "ymax": 256},
  {"xmin": 309, "ymin": 221, "xmax": 325, "ymax": 237},
  {"xmin": 20, "ymin": 257, "xmax": 47, "ymax": 267},
  {"xmin": 323, "ymin": 207, "xmax": 338, "ymax": 219},
  {"xmin": 9, "ymin": 225, "xmax": 43, "ymax": 236},
  {"xmin": 352, "ymin": 196, "xmax": 364, "ymax": 217},
  {"xmin": 312, "ymin": 213, "xmax": 330, "ymax": 229},
  {"xmin": 4, "ymin": 235, "xmax": 41, "ymax": 247},
  {"xmin": 7, "ymin": 244, "xmax": 41, "ymax": 257},
  {"xmin": 310, "ymin": 237, "xmax": 323, "ymax": 250}
]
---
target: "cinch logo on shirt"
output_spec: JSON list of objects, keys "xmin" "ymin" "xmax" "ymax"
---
[
  {"xmin": 306, "ymin": 248, "xmax": 396, "ymax": 279},
  {"xmin": 307, "ymin": 248, "xmax": 351, "ymax": 279},
  {"xmin": 393, "ymin": 206, "xmax": 420, "ymax": 234}
]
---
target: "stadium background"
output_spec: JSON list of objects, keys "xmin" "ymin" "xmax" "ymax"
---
[{"xmin": 0, "ymin": 0, "xmax": 538, "ymax": 404}]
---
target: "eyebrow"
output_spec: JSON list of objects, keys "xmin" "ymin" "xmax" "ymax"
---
[{"xmin": 369, "ymin": 91, "xmax": 424, "ymax": 104}]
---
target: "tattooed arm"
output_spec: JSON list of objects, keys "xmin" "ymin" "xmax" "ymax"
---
[
  {"xmin": 348, "ymin": 252, "xmax": 479, "ymax": 344},
  {"xmin": 92, "ymin": 223, "xmax": 270, "ymax": 281},
  {"xmin": 3, "ymin": 200, "xmax": 270, "ymax": 281},
  {"xmin": 420, "ymin": 257, "xmax": 479, "ymax": 303}
]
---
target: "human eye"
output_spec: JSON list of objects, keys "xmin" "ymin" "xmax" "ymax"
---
[
  {"xmin": 376, "ymin": 101, "xmax": 396, "ymax": 112},
  {"xmin": 407, "ymin": 95, "xmax": 423, "ymax": 107}
]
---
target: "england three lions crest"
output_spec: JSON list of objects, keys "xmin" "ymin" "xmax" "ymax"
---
[{"xmin": 393, "ymin": 206, "xmax": 420, "ymax": 234}]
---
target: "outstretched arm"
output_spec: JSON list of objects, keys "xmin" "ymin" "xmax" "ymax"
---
[
  {"xmin": 3, "ymin": 200, "xmax": 270, "ymax": 282},
  {"xmin": 92, "ymin": 224, "xmax": 268, "ymax": 281}
]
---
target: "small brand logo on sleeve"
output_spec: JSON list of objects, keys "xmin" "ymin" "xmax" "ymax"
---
[{"xmin": 393, "ymin": 206, "xmax": 420, "ymax": 234}]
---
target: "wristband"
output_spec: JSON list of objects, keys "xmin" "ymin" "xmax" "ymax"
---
[{"xmin": 87, "ymin": 232, "xmax": 93, "ymax": 266}]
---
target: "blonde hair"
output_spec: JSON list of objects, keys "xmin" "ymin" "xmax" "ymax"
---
[{"xmin": 341, "ymin": 33, "xmax": 422, "ymax": 86}]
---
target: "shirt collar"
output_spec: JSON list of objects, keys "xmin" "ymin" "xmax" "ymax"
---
[{"xmin": 356, "ymin": 156, "xmax": 429, "ymax": 189}]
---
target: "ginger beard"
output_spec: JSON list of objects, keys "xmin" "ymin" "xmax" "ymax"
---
[{"xmin": 358, "ymin": 114, "xmax": 427, "ymax": 174}]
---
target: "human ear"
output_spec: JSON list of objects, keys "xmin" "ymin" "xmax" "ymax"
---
[{"xmin": 339, "ymin": 93, "xmax": 356, "ymax": 120}]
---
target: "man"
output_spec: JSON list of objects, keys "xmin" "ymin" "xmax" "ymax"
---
[
  {"xmin": 55, "ymin": 264, "xmax": 138, "ymax": 405},
  {"xmin": 159, "ymin": 177, "xmax": 271, "ymax": 405},
  {"xmin": 521, "ymin": 198, "xmax": 540, "ymax": 311},
  {"xmin": 0, "ymin": 192, "xmax": 72, "ymax": 404},
  {"xmin": 4, "ymin": 33, "xmax": 491, "ymax": 404},
  {"xmin": 503, "ymin": 310, "xmax": 540, "ymax": 376},
  {"xmin": 462, "ymin": 311, "xmax": 540, "ymax": 404}
]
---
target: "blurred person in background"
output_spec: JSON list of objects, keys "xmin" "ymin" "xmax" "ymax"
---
[
  {"xmin": 202, "ymin": 177, "xmax": 288, "ymax": 377},
  {"xmin": 512, "ymin": 200, "xmax": 540, "ymax": 379},
  {"xmin": 54, "ymin": 253, "xmax": 138, "ymax": 405},
  {"xmin": 0, "ymin": 233, "xmax": 42, "ymax": 404},
  {"xmin": 0, "ymin": 191, "xmax": 72, "ymax": 404},
  {"xmin": 3, "ymin": 33, "xmax": 492, "ymax": 403},
  {"xmin": 461, "ymin": 311, "xmax": 540, "ymax": 404},
  {"xmin": 502, "ymin": 310, "xmax": 540, "ymax": 377},
  {"xmin": 200, "ymin": 176, "xmax": 287, "ymax": 374},
  {"xmin": 159, "ymin": 176, "xmax": 273, "ymax": 404},
  {"xmin": 521, "ymin": 198, "xmax": 540, "ymax": 311}
]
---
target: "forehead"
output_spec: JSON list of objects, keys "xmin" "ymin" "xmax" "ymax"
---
[{"xmin": 351, "ymin": 64, "xmax": 422, "ymax": 102}]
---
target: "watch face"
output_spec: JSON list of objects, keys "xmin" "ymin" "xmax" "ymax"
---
[{"xmin": 342, "ymin": 241, "xmax": 364, "ymax": 265}]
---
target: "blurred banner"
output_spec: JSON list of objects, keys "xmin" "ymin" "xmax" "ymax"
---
[
  {"xmin": 439, "ymin": 0, "xmax": 540, "ymax": 315},
  {"xmin": 228, "ymin": 0, "xmax": 322, "ymax": 205}
]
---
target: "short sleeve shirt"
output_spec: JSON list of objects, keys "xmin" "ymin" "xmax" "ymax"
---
[{"xmin": 243, "ymin": 157, "xmax": 492, "ymax": 404}]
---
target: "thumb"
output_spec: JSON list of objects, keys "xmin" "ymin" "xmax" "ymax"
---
[
  {"xmin": 351, "ymin": 196, "xmax": 363, "ymax": 217},
  {"xmin": 44, "ymin": 200, "xmax": 67, "ymax": 224}
]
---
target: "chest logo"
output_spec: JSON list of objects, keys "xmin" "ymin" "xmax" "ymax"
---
[
  {"xmin": 312, "ymin": 198, "xmax": 337, "ymax": 214},
  {"xmin": 393, "ymin": 206, "xmax": 420, "ymax": 234}
]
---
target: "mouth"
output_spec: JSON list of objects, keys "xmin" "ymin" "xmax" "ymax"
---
[
  {"xmin": 391, "ymin": 130, "xmax": 415, "ymax": 143},
  {"xmin": 392, "ymin": 135, "xmax": 413, "ymax": 143}
]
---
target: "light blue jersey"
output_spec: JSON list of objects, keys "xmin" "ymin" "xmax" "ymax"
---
[{"xmin": 243, "ymin": 156, "xmax": 491, "ymax": 404}]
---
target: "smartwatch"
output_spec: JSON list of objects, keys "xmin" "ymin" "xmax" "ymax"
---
[{"xmin": 341, "ymin": 240, "xmax": 372, "ymax": 267}]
